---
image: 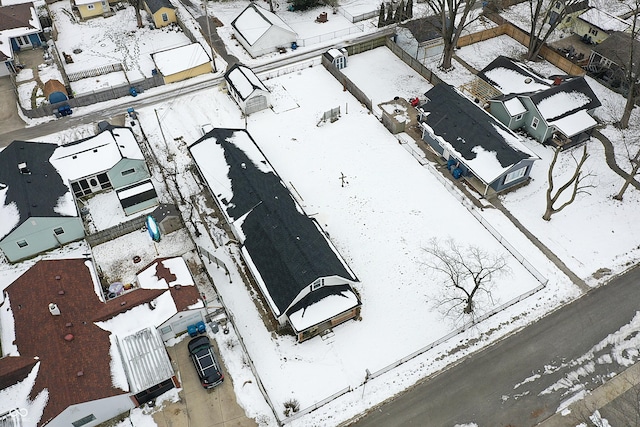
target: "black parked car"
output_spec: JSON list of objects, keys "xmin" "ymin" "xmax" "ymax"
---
[{"xmin": 187, "ymin": 336, "xmax": 224, "ymax": 389}]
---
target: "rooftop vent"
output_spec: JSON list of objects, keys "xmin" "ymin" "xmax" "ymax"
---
[
  {"xmin": 524, "ymin": 78, "xmax": 532, "ymax": 84},
  {"xmin": 76, "ymin": 371, "xmax": 84, "ymax": 377},
  {"xmin": 18, "ymin": 162, "xmax": 31, "ymax": 174},
  {"xmin": 58, "ymin": 290, "xmax": 65, "ymax": 295},
  {"xmin": 64, "ymin": 334, "xmax": 74, "ymax": 342},
  {"xmin": 49, "ymin": 302, "xmax": 61, "ymax": 316}
]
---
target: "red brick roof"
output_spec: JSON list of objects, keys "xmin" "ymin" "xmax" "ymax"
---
[{"xmin": 5, "ymin": 259, "xmax": 126, "ymax": 426}]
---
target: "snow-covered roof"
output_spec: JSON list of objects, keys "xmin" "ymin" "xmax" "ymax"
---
[
  {"xmin": 74, "ymin": 0, "xmax": 100, "ymax": 5},
  {"xmin": 504, "ymin": 97, "xmax": 527, "ymax": 116},
  {"xmin": 224, "ymin": 63, "xmax": 269, "ymax": 101},
  {"xmin": 477, "ymin": 56, "xmax": 552, "ymax": 95},
  {"xmin": 231, "ymin": 3, "xmax": 296, "ymax": 46},
  {"xmin": 190, "ymin": 128, "xmax": 359, "ymax": 320},
  {"xmin": 578, "ymin": 7, "xmax": 630, "ymax": 32},
  {"xmin": 420, "ymin": 84, "xmax": 538, "ymax": 185},
  {"xmin": 528, "ymin": 77, "xmax": 601, "ymax": 122},
  {"xmin": 287, "ymin": 282, "xmax": 360, "ymax": 332},
  {"xmin": 49, "ymin": 126, "xmax": 144, "ymax": 183},
  {"xmin": 152, "ymin": 43, "xmax": 210, "ymax": 76},
  {"xmin": 137, "ymin": 257, "xmax": 195, "ymax": 289},
  {"xmin": 549, "ymin": 109, "xmax": 598, "ymax": 138},
  {"xmin": 115, "ymin": 327, "xmax": 174, "ymax": 394}
]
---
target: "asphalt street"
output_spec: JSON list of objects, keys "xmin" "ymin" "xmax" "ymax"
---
[{"xmin": 352, "ymin": 265, "xmax": 640, "ymax": 427}]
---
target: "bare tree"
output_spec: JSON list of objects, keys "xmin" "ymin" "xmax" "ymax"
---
[
  {"xmin": 423, "ymin": 0, "xmax": 478, "ymax": 71},
  {"xmin": 524, "ymin": 0, "xmax": 586, "ymax": 61},
  {"xmin": 542, "ymin": 145, "xmax": 594, "ymax": 221},
  {"xmin": 613, "ymin": 132, "xmax": 640, "ymax": 201},
  {"xmin": 423, "ymin": 238, "xmax": 509, "ymax": 317},
  {"xmin": 131, "ymin": 0, "xmax": 143, "ymax": 28},
  {"xmin": 616, "ymin": 0, "xmax": 640, "ymax": 129}
]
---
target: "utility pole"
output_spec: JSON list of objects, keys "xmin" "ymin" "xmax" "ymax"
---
[{"xmin": 202, "ymin": 0, "xmax": 218, "ymax": 73}]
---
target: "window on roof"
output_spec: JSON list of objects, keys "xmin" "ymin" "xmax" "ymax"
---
[
  {"xmin": 54, "ymin": 227, "xmax": 65, "ymax": 236},
  {"xmin": 72, "ymin": 414, "xmax": 96, "ymax": 427},
  {"xmin": 16, "ymin": 240, "xmax": 28, "ymax": 248},
  {"xmin": 531, "ymin": 116, "xmax": 540, "ymax": 129},
  {"xmin": 162, "ymin": 12, "xmax": 169, "ymax": 21},
  {"xmin": 121, "ymin": 168, "xmax": 136, "ymax": 176}
]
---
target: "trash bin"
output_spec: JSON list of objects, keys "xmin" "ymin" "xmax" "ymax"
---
[
  {"xmin": 291, "ymin": 41, "xmax": 298, "ymax": 50},
  {"xmin": 129, "ymin": 87, "xmax": 138, "ymax": 97}
]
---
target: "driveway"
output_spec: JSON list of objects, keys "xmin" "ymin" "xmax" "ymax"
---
[
  {"xmin": 157, "ymin": 333, "xmax": 257, "ymax": 427},
  {"xmin": 0, "ymin": 75, "xmax": 25, "ymax": 133}
]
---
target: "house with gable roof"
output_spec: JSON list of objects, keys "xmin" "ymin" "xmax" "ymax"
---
[
  {"xmin": 189, "ymin": 128, "xmax": 361, "ymax": 342},
  {"xmin": 0, "ymin": 257, "xmax": 203, "ymax": 426},
  {"xmin": 574, "ymin": 7, "xmax": 631, "ymax": 44},
  {"xmin": 152, "ymin": 43, "xmax": 211, "ymax": 84},
  {"xmin": 231, "ymin": 3, "xmax": 297, "ymax": 58},
  {"xmin": 49, "ymin": 125, "xmax": 158, "ymax": 215},
  {"xmin": 0, "ymin": 2, "xmax": 44, "ymax": 76},
  {"xmin": 72, "ymin": 0, "xmax": 110, "ymax": 20},
  {"xmin": 477, "ymin": 56, "xmax": 601, "ymax": 149},
  {"xmin": 418, "ymin": 84, "xmax": 539, "ymax": 195},
  {"xmin": 0, "ymin": 125, "xmax": 157, "ymax": 262},
  {"xmin": 143, "ymin": 0, "xmax": 176, "ymax": 29},
  {"xmin": 224, "ymin": 63, "xmax": 271, "ymax": 115},
  {"xmin": 0, "ymin": 141, "xmax": 84, "ymax": 263}
]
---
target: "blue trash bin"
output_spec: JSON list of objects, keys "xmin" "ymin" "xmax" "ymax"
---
[
  {"xmin": 129, "ymin": 87, "xmax": 138, "ymax": 97},
  {"xmin": 187, "ymin": 324, "xmax": 197, "ymax": 337},
  {"xmin": 196, "ymin": 321, "xmax": 206, "ymax": 334}
]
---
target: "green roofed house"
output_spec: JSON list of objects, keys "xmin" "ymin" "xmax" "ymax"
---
[{"xmin": 190, "ymin": 128, "xmax": 361, "ymax": 342}]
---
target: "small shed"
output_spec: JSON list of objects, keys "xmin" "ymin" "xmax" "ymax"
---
[
  {"xmin": 152, "ymin": 43, "xmax": 212, "ymax": 84},
  {"xmin": 231, "ymin": 3, "xmax": 297, "ymax": 58},
  {"xmin": 151, "ymin": 203, "xmax": 182, "ymax": 235},
  {"xmin": 143, "ymin": 0, "xmax": 176, "ymax": 28},
  {"xmin": 43, "ymin": 79, "xmax": 68, "ymax": 104},
  {"xmin": 224, "ymin": 63, "xmax": 271, "ymax": 115},
  {"xmin": 574, "ymin": 7, "xmax": 630, "ymax": 44},
  {"xmin": 323, "ymin": 47, "xmax": 348, "ymax": 69}
]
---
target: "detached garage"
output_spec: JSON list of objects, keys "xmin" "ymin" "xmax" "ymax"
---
[
  {"xmin": 224, "ymin": 63, "xmax": 271, "ymax": 115},
  {"xmin": 231, "ymin": 3, "xmax": 297, "ymax": 58},
  {"xmin": 152, "ymin": 43, "xmax": 212, "ymax": 84}
]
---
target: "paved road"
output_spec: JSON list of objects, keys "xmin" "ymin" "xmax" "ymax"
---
[{"xmin": 352, "ymin": 265, "xmax": 640, "ymax": 427}]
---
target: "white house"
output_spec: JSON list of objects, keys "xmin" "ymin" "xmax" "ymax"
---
[
  {"xmin": 231, "ymin": 3, "xmax": 297, "ymax": 58},
  {"xmin": 224, "ymin": 63, "xmax": 271, "ymax": 115}
]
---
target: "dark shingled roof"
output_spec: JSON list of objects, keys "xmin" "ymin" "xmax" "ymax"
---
[
  {"xmin": 6, "ymin": 259, "xmax": 126, "ymax": 426},
  {"xmin": 401, "ymin": 15, "xmax": 444, "ymax": 43},
  {"xmin": 0, "ymin": 141, "xmax": 74, "ymax": 240},
  {"xmin": 421, "ymin": 84, "xmax": 533, "ymax": 168},
  {"xmin": 591, "ymin": 31, "xmax": 640, "ymax": 70},
  {"xmin": 144, "ymin": 0, "xmax": 175, "ymax": 13},
  {"xmin": 477, "ymin": 55, "xmax": 550, "ymax": 90},
  {"xmin": 191, "ymin": 129, "xmax": 357, "ymax": 315},
  {"xmin": 528, "ymin": 76, "xmax": 601, "ymax": 121}
]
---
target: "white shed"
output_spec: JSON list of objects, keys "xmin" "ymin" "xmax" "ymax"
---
[
  {"xmin": 231, "ymin": 3, "xmax": 297, "ymax": 58},
  {"xmin": 224, "ymin": 63, "xmax": 271, "ymax": 115}
]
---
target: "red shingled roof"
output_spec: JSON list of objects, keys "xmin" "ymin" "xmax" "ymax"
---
[
  {"xmin": 136, "ymin": 257, "xmax": 201, "ymax": 311},
  {"xmin": 5, "ymin": 259, "xmax": 126, "ymax": 426},
  {"xmin": 0, "ymin": 356, "xmax": 38, "ymax": 390}
]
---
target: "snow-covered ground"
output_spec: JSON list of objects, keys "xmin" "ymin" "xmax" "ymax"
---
[{"xmin": 4, "ymin": 1, "xmax": 640, "ymax": 427}]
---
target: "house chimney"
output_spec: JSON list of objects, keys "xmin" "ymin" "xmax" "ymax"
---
[
  {"xmin": 49, "ymin": 302, "xmax": 61, "ymax": 316},
  {"xmin": 554, "ymin": 76, "xmax": 562, "ymax": 85}
]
